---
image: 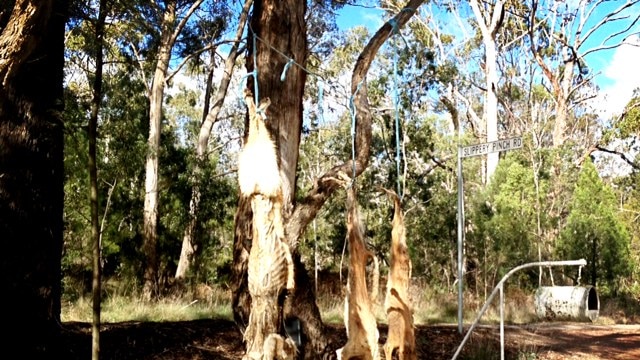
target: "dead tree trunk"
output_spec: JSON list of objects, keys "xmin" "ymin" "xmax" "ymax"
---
[
  {"xmin": 239, "ymin": 92, "xmax": 296, "ymax": 360},
  {"xmin": 381, "ymin": 188, "xmax": 416, "ymax": 360},
  {"xmin": 338, "ymin": 183, "xmax": 379, "ymax": 360}
]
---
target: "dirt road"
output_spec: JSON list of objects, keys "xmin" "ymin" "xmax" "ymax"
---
[{"xmin": 60, "ymin": 320, "xmax": 640, "ymax": 359}]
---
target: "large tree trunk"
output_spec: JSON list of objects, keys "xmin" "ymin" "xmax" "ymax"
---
[
  {"xmin": 0, "ymin": 0, "xmax": 66, "ymax": 356},
  {"xmin": 553, "ymin": 60, "xmax": 575, "ymax": 147},
  {"xmin": 142, "ymin": 0, "xmax": 177, "ymax": 300},
  {"xmin": 175, "ymin": 0, "xmax": 252, "ymax": 280},
  {"xmin": 239, "ymin": 93, "xmax": 296, "ymax": 360},
  {"xmin": 232, "ymin": 1, "xmax": 425, "ymax": 358},
  {"xmin": 233, "ymin": 0, "xmax": 308, "ymax": 344}
]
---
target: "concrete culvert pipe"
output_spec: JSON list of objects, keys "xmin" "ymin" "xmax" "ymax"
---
[{"xmin": 535, "ymin": 286, "xmax": 599, "ymax": 322}]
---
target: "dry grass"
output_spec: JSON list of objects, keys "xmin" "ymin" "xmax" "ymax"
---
[
  {"xmin": 62, "ymin": 285, "xmax": 232, "ymax": 323},
  {"xmin": 63, "ymin": 277, "xmax": 636, "ymax": 328}
]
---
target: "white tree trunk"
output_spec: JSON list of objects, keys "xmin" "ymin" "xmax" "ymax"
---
[{"xmin": 470, "ymin": 0, "xmax": 505, "ymax": 183}]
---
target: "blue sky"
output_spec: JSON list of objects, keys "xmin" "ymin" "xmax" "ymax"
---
[{"xmin": 335, "ymin": 1, "xmax": 640, "ymax": 118}]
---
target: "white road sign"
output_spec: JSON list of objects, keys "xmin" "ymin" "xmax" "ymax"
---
[{"xmin": 460, "ymin": 136, "xmax": 523, "ymax": 158}]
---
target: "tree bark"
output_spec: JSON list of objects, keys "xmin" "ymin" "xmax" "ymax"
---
[
  {"xmin": 233, "ymin": 0, "xmax": 308, "ymax": 345},
  {"xmin": 142, "ymin": 0, "xmax": 177, "ymax": 300},
  {"xmin": 232, "ymin": 1, "xmax": 425, "ymax": 357},
  {"xmin": 239, "ymin": 93, "xmax": 296, "ymax": 359},
  {"xmin": 0, "ymin": 0, "xmax": 66, "ymax": 356}
]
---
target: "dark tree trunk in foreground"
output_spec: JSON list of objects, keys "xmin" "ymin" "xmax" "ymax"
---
[{"xmin": 0, "ymin": 0, "xmax": 67, "ymax": 356}]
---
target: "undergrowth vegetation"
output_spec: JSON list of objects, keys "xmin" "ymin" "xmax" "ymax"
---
[{"xmin": 62, "ymin": 278, "xmax": 639, "ymax": 326}]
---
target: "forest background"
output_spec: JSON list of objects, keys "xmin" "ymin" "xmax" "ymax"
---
[
  {"xmin": 3, "ymin": 0, "xmax": 640, "ymax": 356},
  {"xmin": 60, "ymin": 0, "xmax": 640, "ymax": 310}
]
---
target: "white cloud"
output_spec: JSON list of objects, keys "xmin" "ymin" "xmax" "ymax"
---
[{"xmin": 594, "ymin": 35, "xmax": 640, "ymax": 119}]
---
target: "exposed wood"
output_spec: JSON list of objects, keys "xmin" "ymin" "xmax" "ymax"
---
[{"xmin": 381, "ymin": 188, "xmax": 416, "ymax": 360}]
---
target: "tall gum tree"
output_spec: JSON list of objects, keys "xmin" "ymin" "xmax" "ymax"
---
[
  {"xmin": 231, "ymin": 0, "xmax": 426, "ymax": 357},
  {"xmin": 141, "ymin": 0, "xmax": 204, "ymax": 299},
  {"xmin": 525, "ymin": 0, "xmax": 640, "ymax": 148},
  {"xmin": 175, "ymin": 0, "xmax": 253, "ymax": 280},
  {"xmin": 0, "ymin": 0, "xmax": 67, "ymax": 355},
  {"xmin": 470, "ymin": 0, "xmax": 506, "ymax": 182}
]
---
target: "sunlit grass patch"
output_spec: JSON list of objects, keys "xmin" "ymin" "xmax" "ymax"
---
[{"xmin": 62, "ymin": 285, "xmax": 233, "ymax": 323}]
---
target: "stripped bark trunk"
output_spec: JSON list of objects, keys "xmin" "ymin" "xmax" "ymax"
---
[{"xmin": 381, "ymin": 188, "xmax": 416, "ymax": 360}]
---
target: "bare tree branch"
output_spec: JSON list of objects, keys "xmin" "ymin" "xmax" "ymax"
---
[
  {"xmin": 165, "ymin": 39, "xmax": 242, "ymax": 83},
  {"xmin": 286, "ymin": 0, "xmax": 426, "ymax": 244},
  {"xmin": 591, "ymin": 145, "xmax": 640, "ymax": 170},
  {"xmin": 581, "ymin": 32, "xmax": 640, "ymax": 58},
  {"xmin": 579, "ymin": 0, "xmax": 640, "ymax": 49}
]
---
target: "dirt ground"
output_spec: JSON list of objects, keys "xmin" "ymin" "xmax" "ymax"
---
[{"xmin": 59, "ymin": 319, "xmax": 640, "ymax": 359}]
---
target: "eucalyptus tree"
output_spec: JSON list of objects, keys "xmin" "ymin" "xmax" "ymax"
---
[
  {"xmin": 523, "ymin": 0, "xmax": 640, "ymax": 148},
  {"xmin": 174, "ymin": 0, "xmax": 252, "ymax": 281},
  {"xmin": 469, "ymin": 0, "xmax": 507, "ymax": 182},
  {"xmin": 107, "ymin": 0, "xmax": 236, "ymax": 299},
  {"xmin": 137, "ymin": 0, "xmax": 204, "ymax": 300},
  {"xmin": 0, "ymin": 0, "xmax": 67, "ymax": 355}
]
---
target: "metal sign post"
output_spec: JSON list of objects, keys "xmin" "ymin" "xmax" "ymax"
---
[{"xmin": 457, "ymin": 136, "xmax": 522, "ymax": 334}]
